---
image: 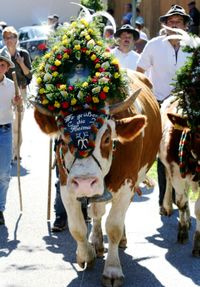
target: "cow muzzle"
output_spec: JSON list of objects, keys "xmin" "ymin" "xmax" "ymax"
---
[{"xmin": 71, "ymin": 176, "xmax": 112, "ymax": 202}]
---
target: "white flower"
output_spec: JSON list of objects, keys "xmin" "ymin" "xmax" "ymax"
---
[
  {"xmin": 101, "ymin": 61, "xmax": 110, "ymax": 69},
  {"xmin": 43, "ymin": 73, "xmax": 52, "ymax": 82},
  {"xmin": 92, "ymin": 86, "xmax": 101, "ymax": 94},
  {"xmin": 99, "ymin": 77, "xmax": 110, "ymax": 84},
  {"xmin": 87, "ymin": 39, "xmax": 95, "ymax": 49}
]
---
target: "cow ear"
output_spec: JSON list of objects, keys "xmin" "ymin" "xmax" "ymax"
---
[
  {"xmin": 34, "ymin": 109, "xmax": 58, "ymax": 135},
  {"xmin": 115, "ymin": 115, "xmax": 147, "ymax": 143},
  {"xmin": 167, "ymin": 113, "xmax": 188, "ymax": 130}
]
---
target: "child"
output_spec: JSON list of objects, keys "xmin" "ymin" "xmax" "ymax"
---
[{"xmin": 0, "ymin": 50, "xmax": 21, "ymax": 225}]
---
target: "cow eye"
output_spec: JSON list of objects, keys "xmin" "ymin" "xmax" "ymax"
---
[{"xmin": 104, "ymin": 135, "xmax": 111, "ymax": 145}]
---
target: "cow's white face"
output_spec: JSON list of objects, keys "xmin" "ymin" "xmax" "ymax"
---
[{"xmin": 63, "ymin": 119, "xmax": 116, "ymax": 199}]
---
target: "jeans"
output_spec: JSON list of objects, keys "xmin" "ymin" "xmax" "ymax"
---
[
  {"xmin": 54, "ymin": 164, "xmax": 67, "ymax": 220},
  {"xmin": 0, "ymin": 125, "xmax": 12, "ymax": 211}
]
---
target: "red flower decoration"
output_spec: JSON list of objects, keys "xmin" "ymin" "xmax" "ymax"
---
[
  {"xmin": 48, "ymin": 105, "xmax": 55, "ymax": 111},
  {"xmin": 99, "ymin": 92, "xmax": 107, "ymax": 100},
  {"xmin": 68, "ymin": 86, "xmax": 74, "ymax": 91},
  {"xmin": 61, "ymin": 102, "xmax": 69, "ymax": 109},
  {"xmin": 81, "ymin": 47, "xmax": 87, "ymax": 53},
  {"xmin": 50, "ymin": 66, "xmax": 57, "ymax": 71},
  {"xmin": 94, "ymin": 58, "xmax": 100, "ymax": 63},
  {"xmin": 57, "ymin": 54, "xmax": 62, "ymax": 60},
  {"xmin": 37, "ymin": 43, "xmax": 47, "ymax": 51},
  {"xmin": 91, "ymin": 78, "xmax": 98, "ymax": 83},
  {"xmin": 64, "ymin": 48, "xmax": 72, "ymax": 54},
  {"xmin": 98, "ymin": 67, "xmax": 105, "ymax": 72},
  {"xmin": 86, "ymin": 95, "xmax": 92, "ymax": 103}
]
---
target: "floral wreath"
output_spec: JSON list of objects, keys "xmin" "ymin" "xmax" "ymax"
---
[{"xmin": 34, "ymin": 18, "xmax": 127, "ymax": 117}]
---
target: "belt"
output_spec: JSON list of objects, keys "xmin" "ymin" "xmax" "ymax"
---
[{"xmin": 0, "ymin": 123, "xmax": 11, "ymax": 129}]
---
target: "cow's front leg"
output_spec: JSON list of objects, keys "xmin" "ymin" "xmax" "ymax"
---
[
  {"xmin": 162, "ymin": 172, "xmax": 173, "ymax": 216},
  {"xmin": 102, "ymin": 187, "xmax": 132, "ymax": 287},
  {"xmin": 61, "ymin": 186, "xmax": 96, "ymax": 268},
  {"xmin": 89, "ymin": 202, "xmax": 106, "ymax": 257},
  {"xmin": 193, "ymin": 193, "xmax": 200, "ymax": 257}
]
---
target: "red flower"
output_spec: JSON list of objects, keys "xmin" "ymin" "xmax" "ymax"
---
[
  {"xmin": 98, "ymin": 67, "xmax": 105, "ymax": 72},
  {"xmin": 91, "ymin": 78, "xmax": 97, "ymax": 83},
  {"xmin": 61, "ymin": 102, "xmax": 69, "ymax": 109},
  {"xmin": 64, "ymin": 48, "xmax": 72, "ymax": 54},
  {"xmin": 68, "ymin": 86, "xmax": 74, "ymax": 91},
  {"xmin": 86, "ymin": 95, "xmax": 92, "ymax": 103},
  {"xmin": 48, "ymin": 105, "xmax": 55, "ymax": 111},
  {"xmin": 56, "ymin": 54, "xmax": 62, "ymax": 60},
  {"xmin": 106, "ymin": 48, "xmax": 110, "ymax": 52},
  {"xmin": 37, "ymin": 43, "xmax": 47, "ymax": 51},
  {"xmin": 50, "ymin": 66, "xmax": 57, "ymax": 71},
  {"xmin": 94, "ymin": 58, "xmax": 100, "ymax": 63},
  {"xmin": 99, "ymin": 92, "xmax": 107, "ymax": 100},
  {"xmin": 56, "ymin": 83, "xmax": 61, "ymax": 88},
  {"xmin": 81, "ymin": 47, "xmax": 87, "ymax": 53}
]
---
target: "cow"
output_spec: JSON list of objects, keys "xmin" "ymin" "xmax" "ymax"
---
[
  {"xmin": 33, "ymin": 70, "xmax": 161, "ymax": 287},
  {"xmin": 159, "ymin": 98, "xmax": 200, "ymax": 256}
]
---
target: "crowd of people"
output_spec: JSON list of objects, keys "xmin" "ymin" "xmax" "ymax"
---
[{"xmin": 0, "ymin": 2, "xmax": 199, "ymax": 230}]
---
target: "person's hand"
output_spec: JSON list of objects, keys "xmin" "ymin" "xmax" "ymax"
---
[
  {"xmin": 12, "ymin": 95, "xmax": 23, "ymax": 110},
  {"xmin": 16, "ymin": 53, "xmax": 24, "ymax": 65}
]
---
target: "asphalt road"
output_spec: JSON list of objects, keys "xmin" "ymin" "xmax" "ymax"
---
[{"xmin": 0, "ymin": 108, "xmax": 199, "ymax": 287}]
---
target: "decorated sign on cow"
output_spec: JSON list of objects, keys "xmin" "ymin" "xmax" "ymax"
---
[
  {"xmin": 34, "ymin": 17, "xmax": 127, "ymax": 117},
  {"xmin": 62, "ymin": 110, "xmax": 107, "ymax": 158}
]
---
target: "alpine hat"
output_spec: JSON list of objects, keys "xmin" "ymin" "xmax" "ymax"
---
[
  {"xmin": 159, "ymin": 5, "xmax": 191, "ymax": 23},
  {"xmin": 114, "ymin": 24, "xmax": 139, "ymax": 41}
]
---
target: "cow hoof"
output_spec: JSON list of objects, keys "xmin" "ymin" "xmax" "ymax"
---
[
  {"xmin": 96, "ymin": 247, "xmax": 105, "ymax": 258},
  {"xmin": 159, "ymin": 206, "xmax": 172, "ymax": 216},
  {"xmin": 192, "ymin": 231, "xmax": 200, "ymax": 257},
  {"xmin": 177, "ymin": 223, "xmax": 189, "ymax": 244},
  {"xmin": 77, "ymin": 259, "xmax": 85, "ymax": 269},
  {"xmin": 101, "ymin": 275, "xmax": 124, "ymax": 287}
]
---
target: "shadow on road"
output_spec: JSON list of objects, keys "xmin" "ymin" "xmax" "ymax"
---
[
  {"xmin": 0, "ymin": 214, "xmax": 22, "ymax": 257},
  {"xmin": 11, "ymin": 162, "xmax": 29, "ymax": 177},
  {"xmin": 146, "ymin": 210, "xmax": 200, "ymax": 286},
  {"xmin": 43, "ymin": 222, "xmax": 165, "ymax": 287}
]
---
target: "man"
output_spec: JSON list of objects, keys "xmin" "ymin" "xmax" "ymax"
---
[
  {"xmin": 121, "ymin": 3, "xmax": 132, "ymax": 25},
  {"xmin": 188, "ymin": 1, "xmax": 200, "ymax": 35},
  {"xmin": 136, "ymin": 5, "xmax": 191, "ymax": 214},
  {"xmin": 2, "ymin": 26, "xmax": 32, "ymax": 160},
  {"xmin": 111, "ymin": 24, "xmax": 139, "ymax": 70}
]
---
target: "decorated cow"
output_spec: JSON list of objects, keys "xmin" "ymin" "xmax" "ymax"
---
[
  {"xmin": 31, "ymin": 9, "xmax": 161, "ymax": 287},
  {"xmin": 159, "ymin": 29, "xmax": 200, "ymax": 256}
]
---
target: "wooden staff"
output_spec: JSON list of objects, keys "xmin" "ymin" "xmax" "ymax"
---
[
  {"xmin": 12, "ymin": 71, "xmax": 23, "ymax": 213},
  {"xmin": 47, "ymin": 138, "xmax": 53, "ymax": 220}
]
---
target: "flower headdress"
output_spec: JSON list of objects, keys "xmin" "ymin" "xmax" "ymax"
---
[{"xmin": 33, "ymin": 4, "xmax": 127, "ymax": 117}]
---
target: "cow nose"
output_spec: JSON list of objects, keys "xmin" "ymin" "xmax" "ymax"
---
[{"xmin": 72, "ymin": 177, "xmax": 98, "ymax": 196}]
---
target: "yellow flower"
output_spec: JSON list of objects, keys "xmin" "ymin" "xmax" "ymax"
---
[
  {"xmin": 60, "ymin": 84, "xmax": 66, "ymax": 90},
  {"xmin": 54, "ymin": 59, "xmax": 61, "ymax": 66},
  {"xmin": 52, "ymin": 45, "xmax": 58, "ymax": 51},
  {"xmin": 103, "ymin": 52, "xmax": 111, "ymax": 58},
  {"xmin": 54, "ymin": 101, "xmax": 60, "ymax": 108},
  {"xmin": 42, "ymin": 99, "xmax": 49, "ymax": 105},
  {"xmin": 62, "ymin": 39, "xmax": 68, "ymax": 46},
  {"xmin": 92, "ymin": 96, "xmax": 99, "ymax": 103},
  {"xmin": 95, "ymin": 72, "xmax": 100, "ymax": 77},
  {"xmin": 80, "ymin": 19, "xmax": 88, "ymax": 27},
  {"xmin": 39, "ymin": 88, "xmax": 45, "ymax": 94},
  {"xmin": 52, "ymin": 71, "xmax": 58, "ymax": 77},
  {"xmin": 36, "ymin": 77, "xmax": 42, "ymax": 84},
  {"xmin": 88, "ymin": 28, "xmax": 94, "ymax": 34},
  {"xmin": 95, "ymin": 63, "xmax": 101, "ymax": 69},
  {"xmin": 114, "ymin": 72, "xmax": 120, "ymax": 79},
  {"xmin": 71, "ymin": 98, "xmax": 77, "ymax": 105},
  {"xmin": 71, "ymin": 21, "xmax": 77, "ymax": 28},
  {"xmin": 96, "ymin": 40, "xmax": 103, "ymax": 46},
  {"xmin": 86, "ymin": 50, "xmax": 91, "ymax": 55},
  {"xmin": 63, "ymin": 53, "xmax": 69, "ymax": 59},
  {"xmin": 82, "ymin": 82, "xmax": 88, "ymax": 87},
  {"xmin": 103, "ymin": 86, "xmax": 109, "ymax": 93},
  {"xmin": 91, "ymin": 54, "xmax": 97, "ymax": 61},
  {"xmin": 85, "ymin": 35, "xmax": 91, "ymax": 41},
  {"xmin": 62, "ymin": 35, "xmax": 67, "ymax": 40},
  {"xmin": 44, "ymin": 53, "xmax": 51, "ymax": 59},
  {"xmin": 111, "ymin": 58, "xmax": 119, "ymax": 65},
  {"xmin": 39, "ymin": 63, "xmax": 45, "ymax": 71},
  {"xmin": 74, "ymin": 44, "xmax": 81, "ymax": 50}
]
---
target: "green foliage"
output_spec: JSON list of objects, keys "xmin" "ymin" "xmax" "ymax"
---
[
  {"xmin": 81, "ymin": 0, "xmax": 104, "ymax": 11},
  {"xmin": 172, "ymin": 46, "xmax": 200, "ymax": 128}
]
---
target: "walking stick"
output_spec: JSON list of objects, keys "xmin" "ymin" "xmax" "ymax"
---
[
  {"xmin": 47, "ymin": 138, "xmax": 53, "ymax": 220},
  {"xmin": 12, "ymin": 71, "xmax": 23, "ymax": 213}
]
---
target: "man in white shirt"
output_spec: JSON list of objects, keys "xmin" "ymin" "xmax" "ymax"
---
[
  {"xmin": 111, "ymin": 24, "xmax": 140, "ymax": 71},
  {"xmin": 136, "ymin": 5, "xmax": 191, "ymax": 214}
]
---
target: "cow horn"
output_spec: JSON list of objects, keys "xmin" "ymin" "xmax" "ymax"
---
[
  {"xmin": 29, "ymin": 100, "xmax": 56, "ymax": 117},
  {"xmin": 109, "ymin": 88, "xmax": 141, "ymax": 115}
]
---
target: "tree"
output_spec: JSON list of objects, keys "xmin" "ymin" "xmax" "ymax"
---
[{"xmin": 81, "ymin": 0, "xmax": 104, "ymax": 12}]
